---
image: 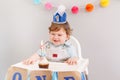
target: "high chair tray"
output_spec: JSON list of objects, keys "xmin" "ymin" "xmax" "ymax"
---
[{"xmin": 12, "ymin": 59, "xmax": 89, "ymax": 72}]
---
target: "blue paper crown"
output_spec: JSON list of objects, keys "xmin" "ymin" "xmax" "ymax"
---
[{"xmin": 53, "ymin": 5, "xmax": 67, "ymax": 24}]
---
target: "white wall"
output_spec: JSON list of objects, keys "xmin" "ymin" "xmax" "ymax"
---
[{"xmin": 0, "ymin": 0, "xmax": 120, "ymax": 80}]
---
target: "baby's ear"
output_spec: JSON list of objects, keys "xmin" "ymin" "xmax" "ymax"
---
[{"xmin": 67, "ymin": 35, "xmax": 70, "ymax": 40}]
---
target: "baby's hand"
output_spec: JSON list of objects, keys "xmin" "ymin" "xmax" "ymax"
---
[
  {"xmin": 22, "ymin": 53, "xmax": 41, "ymax": 65},
  {"xmin": 64, "ymin": 57, "xmax": 78, "ymax": 65},
  {"xmin": 22, "ymin": 58, "xmax": 37, "ymax": 65}
]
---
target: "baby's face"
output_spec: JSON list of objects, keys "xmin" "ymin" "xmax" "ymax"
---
[{"xmin": 49, "ymin": 28, "xmax": 69, "ymax": 46}]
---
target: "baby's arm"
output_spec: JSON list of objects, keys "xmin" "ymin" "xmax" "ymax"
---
[
  {"xmin": 64, "ymin": 45, "xmax": 79, "ymax": 65},
  {"xmin": 22, "ymin": 53, "xmax": 40, "ymax": 65}
]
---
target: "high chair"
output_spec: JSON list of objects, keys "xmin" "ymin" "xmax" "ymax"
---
[
  {"xmin": 5, "ymin": 36, "xmax": 89, "ymax": 80},
  {"xmin": 69, "ymin": 36, "xmax": 89, "ymax": 80}
]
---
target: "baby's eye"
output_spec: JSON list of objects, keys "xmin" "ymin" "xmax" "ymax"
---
[{"xmin": 58, "ymin": 34, "xmax": 62, "ymax": 36}]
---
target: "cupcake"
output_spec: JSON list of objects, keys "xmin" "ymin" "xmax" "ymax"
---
[{"xmin": 38, "ymin": 57, "xmax": 49, "ymax": 69}]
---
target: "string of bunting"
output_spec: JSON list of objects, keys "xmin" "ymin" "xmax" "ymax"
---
[{"xmin": 33, "ymin": 0, "xmax": 110, "ymax": 14}]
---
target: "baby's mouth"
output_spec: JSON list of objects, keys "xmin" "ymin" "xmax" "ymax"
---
[{"xmin": 54, "ymin": 40, "xmax": 59, "ymax": 43}]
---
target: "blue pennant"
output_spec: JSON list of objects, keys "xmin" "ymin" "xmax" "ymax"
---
[
  {"xmin": 52, "ymin": 72, "xmax": 58, "ymax": 80},
  {"xmin": 81, "ymin": 72, "xmax": 86, "ymax": 80}
]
